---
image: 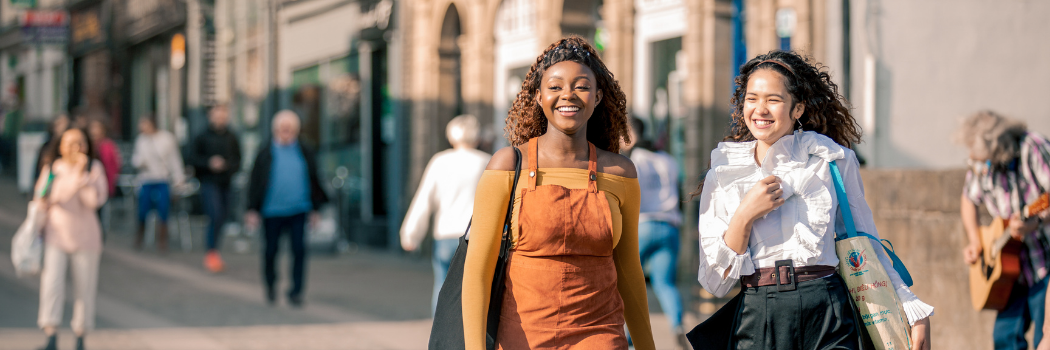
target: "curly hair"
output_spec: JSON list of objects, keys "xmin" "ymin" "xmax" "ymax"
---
[
  {"xmin": 691, "ymin": 51, "xmax": 860, "ymax": 199},
  {"xmin": 955, "ymin": 110, "xmax": 1027, "ymax": 167},
  {"xmin": 504, "ymin": 36, "xmax": 630, "ymax": 153},
  {"xmin": 725, "ymin": 50, "xmax": 861, "ymax": 148}
]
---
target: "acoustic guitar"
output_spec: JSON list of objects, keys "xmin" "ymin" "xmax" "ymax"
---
[{"xmin": 970, "ymin": 193, "xmax": 1050, "ymax": 310}]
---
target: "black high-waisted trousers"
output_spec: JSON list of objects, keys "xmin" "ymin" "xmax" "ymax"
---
[{"xmin": 689, "ymin": 274, "xmax": 874, "ymax": 350}]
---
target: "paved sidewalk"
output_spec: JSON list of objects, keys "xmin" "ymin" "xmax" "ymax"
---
[
  {"xmin": 0, "ymin": 321, "xmax": 433, "ymax": 350},
  {"xmin": 0, "ymin": 174, "xmax": 691, "ymax": 349}
]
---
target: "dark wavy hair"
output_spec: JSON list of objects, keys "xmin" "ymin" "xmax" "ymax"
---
[
  {"xmin": 504, "ymin": 36, "xmax": 630, "ymax": 153},
  {"xmin": 726, "ymin": 50, "xmax": 861, "ymax": 148},
  {"xmin": 690, "ymin": 51, "xmax": 859, "ymax": 199},
  {"xmin": 46, "ymin": 128, "xmax": 96, "ymax": 173}
]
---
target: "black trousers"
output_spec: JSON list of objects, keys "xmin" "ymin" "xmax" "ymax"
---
[
  {"xmin": 262, "ymin": 213, "xmax": 307, "ymax": 297},
  {"xmin": 690, "ymin": 274, "xmax": 872, "ymax": 350}
]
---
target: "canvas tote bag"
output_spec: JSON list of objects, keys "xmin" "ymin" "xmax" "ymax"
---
[
  {"xmin": 11, "ymin": 169, "xmax": 54, "ymax": 277},
  {"xmin": 829, "ymin": 160, "xmax": 913, "ymax": 350},
  {"xmin": 429, "ymin": 147, "xmax": 521, "ymax": 350}
]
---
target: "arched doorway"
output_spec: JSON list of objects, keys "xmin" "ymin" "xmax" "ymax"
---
[{"xmin": 436, "ymin": 4, "xmax": 464, "ymax": 152}]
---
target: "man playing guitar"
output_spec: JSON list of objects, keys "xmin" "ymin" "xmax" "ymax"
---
[{"xmin": 959, "ymin": 110, "xmax": 1050, "ymax": 350}]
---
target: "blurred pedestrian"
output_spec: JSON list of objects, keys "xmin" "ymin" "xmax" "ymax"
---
[
  {"xmin": 621, "ymin": 117, "xmax": 687, "ymax": 349},
  {"xmin": 131, "ymin": 115, "xmax": 185, "ymax": 252},
  {"xmin": 957, "ymin": 110, "xmax": 1050, "ymax": 350},
  {"xmin": 88, "ymin": 119, "xmax": 120, "ymax": 201},
  {"xmin": 691, "ymin": 51, "xmax": 932, "ymax": 349},
  {"xmin": 191, "ymin": 105, "xmax": 241, "ymax": 273},
  {"xmin": 245, "ymin": 110, "xmax": 328, "ymax": 307},
  {"xmin": 34, "ymin": 114, "xmax": 70, "ymax": 182},
  {"xmin": 400, "ymin": 114, "xmax": 489, "ymax": 315},
  {"xmin": 462, "ymin": 36, "xmax": 655, "ymax": 350},
  {"xmin": 33, "ymin": 127, "xmax": 108, "ymax": 350}
]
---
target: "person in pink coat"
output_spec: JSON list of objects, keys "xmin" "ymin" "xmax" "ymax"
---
[
  {"xmin": 88, "ymin": 119, "xmax": 121, "ymax": 197},
  {"xmin": 32, "ymin": 127, "xmax": 108, "ymax": 350}
]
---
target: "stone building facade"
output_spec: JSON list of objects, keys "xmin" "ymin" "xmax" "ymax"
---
[{"xmin": 397, "ymin": 0, "xmax": 832, "ymax": 323}]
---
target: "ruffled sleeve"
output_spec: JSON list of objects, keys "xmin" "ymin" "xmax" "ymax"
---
[
  {"xmin": 837, "ymin": 150, "xmax": 934, "ymax": 324},
  {"xmin": 697, "ymin": 168, "xmax": 755, "ymax": 297}
]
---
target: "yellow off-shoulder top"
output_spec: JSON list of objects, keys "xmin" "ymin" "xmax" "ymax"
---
[{"xmin": 461, "ymin": 168, "xmax": 655, "ymax": 350}]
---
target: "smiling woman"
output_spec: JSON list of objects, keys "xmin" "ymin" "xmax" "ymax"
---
[
  {"xmin": 688, "ymin": 51, "xmax": 933, "ymax": 350},
  {"xmin": 460, "ymin": 36, "xmax": 654, "ymax": 350},
  {"xmin": 503, "ymin": 36, "xmax": 630, "ymax": 153}
]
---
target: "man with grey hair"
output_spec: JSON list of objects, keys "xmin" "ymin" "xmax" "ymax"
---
[
  {"xmin": 400, "ymin": 114, "xmax": 490, "ymax": 314},
  {"xmin": 246, "ymin": 110, "xmax": 329, "ymax": 307},
  {"xmin": 958, "ymin": 110, "xmax": 1050, "ymax": 349}
]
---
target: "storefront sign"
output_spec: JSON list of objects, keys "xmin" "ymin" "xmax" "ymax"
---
[
  {"xmin": 71, "ymin": 7, "xmax": 104, "ymax": 49},
  {"xmin": 20, "ymin": 10, "xmax": 69, "ymax": 45},
  {"xmin": 9, "ymin": 0, "xmax": 35, "ymax": 9}
]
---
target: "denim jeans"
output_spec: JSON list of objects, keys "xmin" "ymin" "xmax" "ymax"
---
[
  {"xmin": 432, "ymin": 238, "xmax": 461, "ymax": 316},
  {"xmin": 263, "ymin": 213, "xmax": 307, "ymax": 298},
  {"xmin": 199, "ymin": 182, "xmax": 231, "ymax": 251},
  {"xmin": 137, "ymin": 182, "xmax": 170, "ymax": 224},
  {"xmin": 638, "ymin": 220, "xmax": 684, "ymax": 329},
  {"xmin": 994, "ymin": 277, "xmax": 1048, "ymax": 349}
]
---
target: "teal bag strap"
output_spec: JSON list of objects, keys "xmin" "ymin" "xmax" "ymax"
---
[{"xmin": 829, "ymin": 160, "xmax": 914, "ymax": 287}]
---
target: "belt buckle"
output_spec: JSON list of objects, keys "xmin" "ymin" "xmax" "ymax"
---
[{"xmin": 774, "ymin": 259, "xmax": 796, "ymax": 292}]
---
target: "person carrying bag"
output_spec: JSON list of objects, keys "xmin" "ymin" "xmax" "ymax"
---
[
  {"xmin": 688, "ymin": 50, "xmax": 932, "ymax": 350},
  {"xmin": 459, "ymin": 36, "xmax": 655, "ymax": 350},
  {"xmin": 429, "ymin": 147, "xmax": 521, "ymax": 350}
]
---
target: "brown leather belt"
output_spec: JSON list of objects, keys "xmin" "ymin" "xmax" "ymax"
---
[{"xmin": 739, "ymin": 260, "xmax": 837, "ymax": 291}]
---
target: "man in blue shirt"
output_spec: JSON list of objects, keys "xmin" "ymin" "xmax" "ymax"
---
[{"xmin": 246, "ymin": 110, "xmax": 328, "ymax": 307}]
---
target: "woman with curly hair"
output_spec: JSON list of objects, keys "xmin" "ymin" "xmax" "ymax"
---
[
  {"xmin": 462, "ymin": 36, "xmax": 655, "ymax": 350},
  {"xmin": 690, "ymin": 50, "xmax": 933, "ymax": 349}
]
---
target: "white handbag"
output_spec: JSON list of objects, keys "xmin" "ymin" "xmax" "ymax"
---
[{"xmin": 11, "ymin": 171, "xmax": 52, "ymax": 277}]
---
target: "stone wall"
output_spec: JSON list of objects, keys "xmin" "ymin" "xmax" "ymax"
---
[{"xmin": 860, "ymin": 168, "xmax": 998, "ymax": 349}]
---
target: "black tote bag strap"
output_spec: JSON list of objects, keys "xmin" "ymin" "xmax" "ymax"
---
[
  {"xmin": 429, "ymin": 147, "xmax": 522, "ymax": 350},
  {"xmin": 463, "ymin": 146, "xmax": 523, "ymax": 242},
  {"xmin": 485, "ymin": 147, "xmax": 522, "ymax": 348}
]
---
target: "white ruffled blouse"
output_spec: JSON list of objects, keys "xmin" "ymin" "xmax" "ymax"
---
[{"xmin": 696, "ymin": 131, "xmax": 934, "ymax": 325}]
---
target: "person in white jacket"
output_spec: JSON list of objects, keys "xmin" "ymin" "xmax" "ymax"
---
[
  {"xmin": 131, "ymin": 115, "xmax": 184, "ymax": 252},
  {"xmin": 691, "ymin": 51, "xmax": 932, "ymax": 349},
  {"xmin": 400, "ymin": 114, "xmax": 489, "ymax": 314}
]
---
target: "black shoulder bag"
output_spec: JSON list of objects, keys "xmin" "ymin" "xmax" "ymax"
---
[{"xmin": 428, "ymin": 147, "xmax": 521, "ymax": 350}]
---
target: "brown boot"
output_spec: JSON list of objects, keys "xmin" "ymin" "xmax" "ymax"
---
[
  {"xmin": 134, "ymin": 224, "xmax": 145, "ymax": 250},
  {"xmin": 156, "ymin": 224, "xmax": 169, "ymax": 254}
]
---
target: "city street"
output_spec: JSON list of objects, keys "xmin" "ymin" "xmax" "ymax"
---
[{"xmin": 0, "ymin": 175, "xmax": 687, "ymax": 350}]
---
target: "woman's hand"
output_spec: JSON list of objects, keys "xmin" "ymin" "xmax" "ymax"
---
[
  {"xmin": 739, "ymin": 175, "xmax": 785, "ymax": 222},
  {"xmin": 910, "ymin": 317, "xmax": 931, "ymax": 350},
  {"xmin": 723, "ymin": 175, "xmax": 785, "ymax": 255},
  {"xmin": 68, "ymin": 152, "xmax": 89, "ymax": 173},
  {"xmin": 1040, "ymin": 323, "xmax": 1050, "ymax": 350}
]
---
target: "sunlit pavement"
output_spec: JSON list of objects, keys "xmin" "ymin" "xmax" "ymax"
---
[{"xmin": 0, "ymin": 175, "xmax": 688, "ymax": 350}]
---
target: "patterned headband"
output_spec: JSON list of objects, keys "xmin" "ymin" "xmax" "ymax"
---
[
  {"xmin": 756, "ymin": 60, "xmax": 794, "ymax": 75},
  {"xmin": 548, "ymin": 42, "xmax": 592, "ymax": 61}
]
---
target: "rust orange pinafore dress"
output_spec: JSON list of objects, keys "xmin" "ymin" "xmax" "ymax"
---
[{"xmin": 496, "ymin": 138, "xmax": 627, "ymax": 350}]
